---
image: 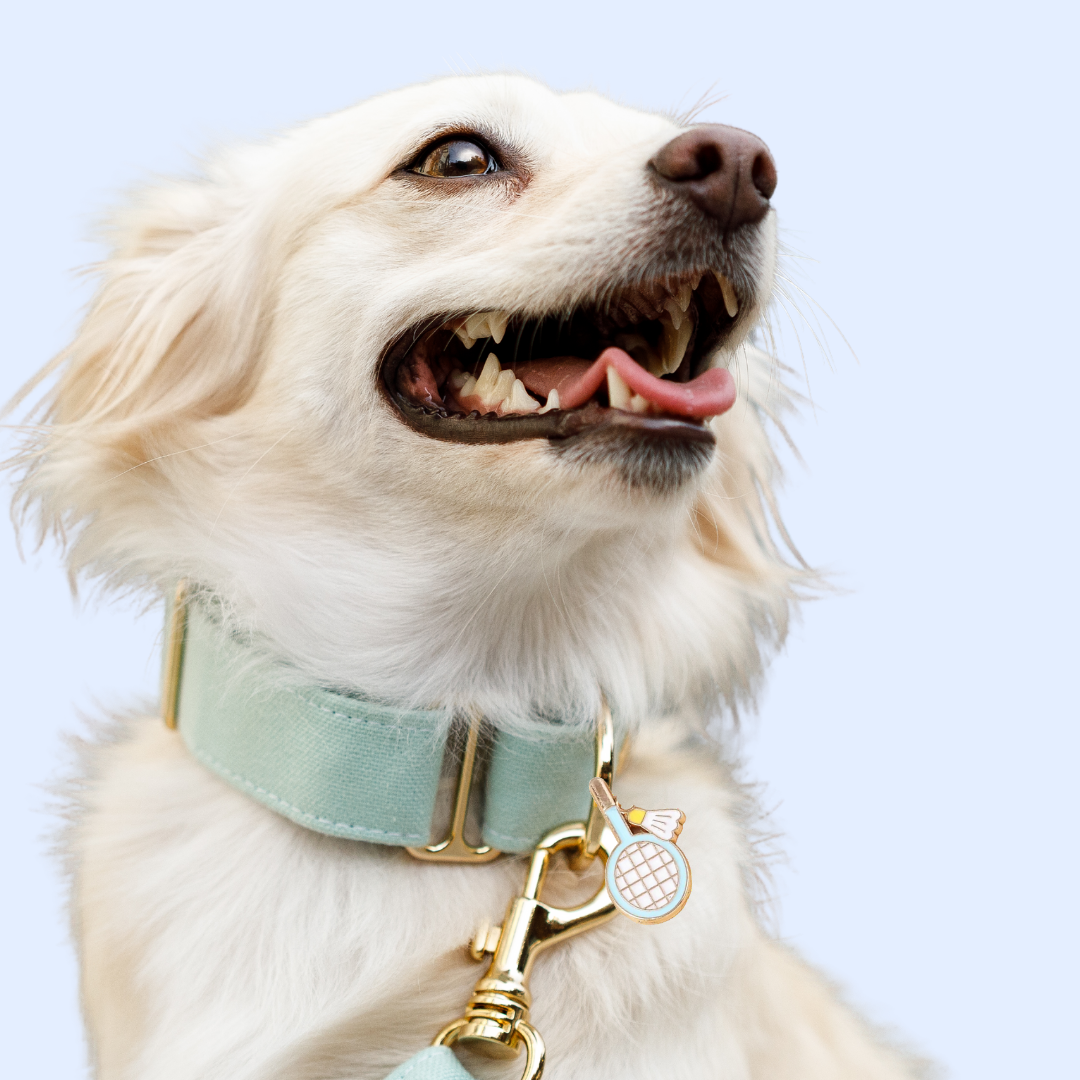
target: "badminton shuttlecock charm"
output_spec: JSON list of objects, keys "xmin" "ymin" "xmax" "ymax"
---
[{"xmin": 589, "ymin": 777, "xmax": 692, "ymax": 923}]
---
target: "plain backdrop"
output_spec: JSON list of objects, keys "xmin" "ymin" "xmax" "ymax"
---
[{"xmin": 2, "ymin": 1, "xmax": 1077, "ymax": 1077}]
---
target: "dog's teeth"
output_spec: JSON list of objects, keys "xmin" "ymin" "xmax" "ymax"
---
[
  {"xmin": 464, "ymin": 311, "xmax": 510, "ymax": 344},
  {"xmin": 473, "ymin": 354, "xmax": 503, "ymax": 404},
  {"xmin": 615, "ymin": 332, "xmax": 663, "ymax": 376},
  {"xmin": 455, "ymin": 326, "xmax": 476, "ymax": 348},
  {"xmin": 464, "ymin": 313, "xmax": 489, "ymax": 340},
  {"xmin": 503, "ymin": 378, "xmax": 540, "ymax": 414},
  {"xmin": 606, "ymin": 365, "xmax": 632, "ymax": 410},
  {"xmin": 491, "ymin": 370, "xmax": 515, "ymax": 407},
  {"xmin": 538, "ymin": 389, "xmax": 561, "ymax": 414},
  {"xmin": 488, "ymin": 311, "xmax": 509, "ymax": 344},
  {"xmin": 714, "ymin": 272, "xmax": 739, "ymax": 317},
  {"xmin": 691, "ymin": 271, "xmax": 703, "ymax": 290},
  {"xmin": 658, "ymin": 311, "xmax": 693, "ymax": 375},
  {"xmin": 447, "ymin": 370, "xmax": 470, "ymax": 390},
  {"xmin": 663, "ymin": 298, "xmax": 684, "ymax": 330},
  {"xmin": 676, "ymin": 283, "xmax": 693, "ymax": 312},
  {"xmin": 629, "ymin": 393, "xmax": 650, "ymax": 414},
  {"xmin": 459, "ymin": 374, "xmax": 478, "ymax": 397}
]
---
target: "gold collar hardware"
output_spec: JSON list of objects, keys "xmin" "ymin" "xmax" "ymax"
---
[
  {"xmin": 161, "ymin": 579, "xmax": 190, "ymax": 730},
  {"xmin": 407, "ymin": 696, "xmax": 619, "ymax": 866},
  {"xmin": 406, "ymin": 709, "xmax": 501, "ymax": 863},
  {"xmin": 431, "ymin": 701, "xmax": 620, "ymax": 1078},
  {"xmin": 570, "ymin": 696, "xmax": 615, "ymax": 869},
  {"xmin": 434, "ymin": 819, "xmax": 620, "ymax": 1080}
]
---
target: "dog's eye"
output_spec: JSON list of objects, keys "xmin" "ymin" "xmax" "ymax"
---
[{"xmin": 413, "ymin": 139, "xmax": 497, "ymax": 178}]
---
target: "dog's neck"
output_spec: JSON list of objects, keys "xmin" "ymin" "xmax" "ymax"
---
[
  {"xmin": 134, "ymin": 469, "xmax": 748, "ymax": 729},
  {"xmin": 201, "ymin": 520, "xmax": 697, "ymax": 721}
]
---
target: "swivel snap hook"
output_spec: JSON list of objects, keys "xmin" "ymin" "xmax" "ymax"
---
[{"xmin": 433, "ymin": 820, "xmax": 619, "ymax": 1080}]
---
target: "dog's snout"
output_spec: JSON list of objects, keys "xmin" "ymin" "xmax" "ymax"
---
[{"xmin": 651, "ymin": 124, "xmax": 777, "ymax": 230}]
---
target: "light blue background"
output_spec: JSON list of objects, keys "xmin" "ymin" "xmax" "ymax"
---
[{"xmin": 2, "ymin": 2, "xmax": 1076, "ymax": 1076}]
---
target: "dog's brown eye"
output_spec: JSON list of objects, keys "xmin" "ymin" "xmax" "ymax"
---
[{"xmin": 413, "ymin": 139, "xmax": 497, "ymax": 178}]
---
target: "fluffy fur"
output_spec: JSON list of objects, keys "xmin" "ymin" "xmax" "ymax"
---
[{"xmin": 12, "ymin": 74, "xmax": 922, "ymax": 1078}]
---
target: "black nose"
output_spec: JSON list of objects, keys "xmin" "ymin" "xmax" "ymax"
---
[{"xmin": 650, "ymin": 124, "xmax": 777, "ymax": 231}]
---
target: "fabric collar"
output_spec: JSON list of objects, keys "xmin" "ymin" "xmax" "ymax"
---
[{"xmin": 167, "ymin": 597, "xmax": 615, "ymax": 854}]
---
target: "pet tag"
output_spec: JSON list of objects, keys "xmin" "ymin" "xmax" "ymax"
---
[{"xmin": 588, "ymin": 777, "xmax": 691, "ymax": 923}]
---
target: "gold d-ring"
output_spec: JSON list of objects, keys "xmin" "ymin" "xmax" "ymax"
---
[{"xmin": 435, "ymin": 1017, "xmax": 545, "ymax": 1080}]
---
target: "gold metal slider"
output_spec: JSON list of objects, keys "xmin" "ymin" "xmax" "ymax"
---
[
  {"xmin": 406, "ymin": 710, "xmax": 501, "ymax": 863},
  {"xmin": 161, "ymin": 580, "xmax": 189, "ymax": 730}
]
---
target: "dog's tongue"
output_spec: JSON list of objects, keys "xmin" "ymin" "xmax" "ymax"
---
[{"xmin": 511, "ymin": 347, "xmax": 736, "ymax": 418}]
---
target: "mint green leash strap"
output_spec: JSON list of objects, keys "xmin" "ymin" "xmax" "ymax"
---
[
  {"xmin": 384, "ymin": 1047, "xmax": 475, "ymax": 1080},
  {"xmin": 173, "ymin": 601, "xmax": 606, "ymax": 852}
]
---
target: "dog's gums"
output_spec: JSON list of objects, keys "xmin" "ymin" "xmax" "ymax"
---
[{"xmin": 383, "ymin": 267, "xmax": 742, "ymax": 445}]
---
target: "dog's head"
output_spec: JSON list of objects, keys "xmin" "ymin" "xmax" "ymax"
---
[{"xmin": 17, "ymin": 75, "xmax": 803, "ymax": 726}]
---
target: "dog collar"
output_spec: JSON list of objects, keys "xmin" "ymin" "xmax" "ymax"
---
[{"xmin": 161, "ymin": 585, "xmax": 620, "ymax": 855}]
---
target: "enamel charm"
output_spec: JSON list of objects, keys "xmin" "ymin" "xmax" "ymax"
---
[{"xmin": 589, "ymin": 777, "xmax": 691, "ymax": 923}]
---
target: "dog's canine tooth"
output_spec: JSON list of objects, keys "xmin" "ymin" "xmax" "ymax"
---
[
  {"xmin": 663, "ymin": 298, "xmax": 684, "ymax": 330},
  {"xmin": 629, "ymin": 393, "xmax": 650, "ymax": 414},
  {"xmin": 538, "ymin": 389, "xmax": 561, "ymax": 414},
  {"xmin": 503, "ymin": 378, "xmax": 540, "ymax": 414},
  {"xmin": 488, "ymin": 311, "xmax": 509, "ymax": 344},
  {"xmin": 658, "ymin": 311, "xmax": 693, "ymax": 375},
  {"xmin": 606, "ymin": 365, "xmax": 632, "ymax": 410},
  {"xmin": 676, "ymin": 283, "xmax": 693, "ymax": 312},
  {"xmin": 714, "ymin": 272, "xmax": 739, "ymax": 318},
  {"xmin": 455, "ymin": 326, "xmax": 476, "ymax": 348}
]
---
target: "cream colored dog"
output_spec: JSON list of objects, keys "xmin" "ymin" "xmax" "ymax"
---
[{"xmin": 13, "ymin": 75, "xmax": 922, "ymax": 1079}]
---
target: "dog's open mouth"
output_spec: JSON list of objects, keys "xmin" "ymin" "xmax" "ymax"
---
[{"xmin": 382, "ymin": 268, "xmax": 744, "ymax": 445}]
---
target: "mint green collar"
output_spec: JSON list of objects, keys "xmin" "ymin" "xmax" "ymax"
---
[{"xmin": 167, "ymin": 598, "xmax": 614, "ymax": 854}]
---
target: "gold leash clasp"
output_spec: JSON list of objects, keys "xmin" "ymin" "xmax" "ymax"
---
[{"xmin": 433, "ymin": 819, "xmax": 619, "ymax": 1079}]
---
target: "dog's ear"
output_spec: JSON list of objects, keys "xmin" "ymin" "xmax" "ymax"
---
[
  {"xmin": 50, "ymin": 167, "xmax": 269, "ymax": 442},
  {"xmin": 6, "ymin": 155, "xmax": 279, "ymax": 565}
]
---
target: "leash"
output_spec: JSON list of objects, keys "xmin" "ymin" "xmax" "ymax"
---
[{"xmin": 161, "ymin": 581, "xmax": 692, "ymax": 1080}]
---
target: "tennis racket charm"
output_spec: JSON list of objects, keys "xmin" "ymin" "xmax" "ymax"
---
[{"xmin": 589, "ymin": 777, "xmax": 691, "ymax": 923}]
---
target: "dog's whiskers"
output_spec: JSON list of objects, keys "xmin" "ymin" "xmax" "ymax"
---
[
  {"xmin": 204, "ymin": 427, "xmax": 295, "ymax": 542},
  {"xmin": 104, "ymin": 430, "xmax": 250, "ymax": 483}
]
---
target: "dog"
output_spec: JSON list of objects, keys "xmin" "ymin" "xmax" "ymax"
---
[{"xmin": 11, "ymin": 74, "xmax": 922, "ymax": 1079}]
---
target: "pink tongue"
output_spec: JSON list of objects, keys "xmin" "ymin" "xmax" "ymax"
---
[{"xmin": 512, "ymin": 347, "xmax": 736, "ymax": 418}]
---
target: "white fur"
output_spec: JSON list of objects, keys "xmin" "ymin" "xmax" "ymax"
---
[{"xmin": 13, "ymin": 75, "xmax": 923, "ymax": 1078}]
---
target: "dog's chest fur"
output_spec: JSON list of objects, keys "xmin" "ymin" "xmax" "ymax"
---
[{"xmin": 73, "ymin": 718, "xmax": 912, "ymax": 1080}]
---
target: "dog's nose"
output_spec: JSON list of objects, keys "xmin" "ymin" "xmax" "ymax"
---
[{"xmin": 651, "ymin": 124, "xmax": 777, "ymax": 230}]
